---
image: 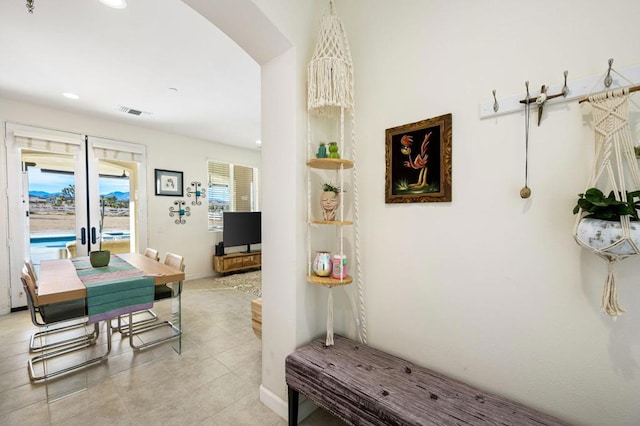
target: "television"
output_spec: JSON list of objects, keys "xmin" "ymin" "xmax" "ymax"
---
[{"xmin": 222, "ymin": 211, "xmax": 261, "ymax": 253}]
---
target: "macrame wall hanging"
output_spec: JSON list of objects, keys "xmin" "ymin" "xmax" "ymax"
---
[
  {"xmin": 307, "ymin": 0, "xmax": 367, "ymax": 346},
  {"xmin": 308, "ymin": 0, "xmax": 353, "ymax": 113},
  {"xmin": 573, "ymin": 85, "xmax": 640, "ymax": 317}
]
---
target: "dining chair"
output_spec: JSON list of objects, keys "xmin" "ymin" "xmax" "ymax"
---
[
  {"xmin": 22, "ymin": 261, "xmax": 98, "ymax": 353},
  {"xmin": 112, "ymin": 248, "xmax": 161, "ymax": 334},
  {"xmin": 24, "ymin": 258, "xmax": 38, "ymax": 288},
  {"xmin": 128, "ymin": 252, "xmax": 185, "ymax": 350},
  {"xmin": 143, "ymin": 247, "xmax": 160, "ymax": 261},
  {"xmin": 21, "ymin": 268, "xmax": 109, "ymax": 381}
]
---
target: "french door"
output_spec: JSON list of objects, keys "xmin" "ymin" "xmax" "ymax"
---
[{"xmin": 5, "ymin": 123, "xmax": 148, "ymax": 308}]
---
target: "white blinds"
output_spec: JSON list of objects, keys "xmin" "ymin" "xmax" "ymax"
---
[
  {"xmin": 90, "ymin": 136, "xmax": 145, "ymax": 162},
  {"xmin": 11, "ymin": 127, "xmax": 83, "ymax": 155},
  {"xmin": 8, "ymin": 125, "xmax": 145, "ymax": 163},
  {"xmin": 207, "ymin": 161, "xmax": 256, "ymax": 212}
]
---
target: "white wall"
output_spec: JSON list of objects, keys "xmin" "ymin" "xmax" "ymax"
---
[
  {"xmin": 0, "ymin": 97, "xmax": 260, "ymax": 313},
  {"xmin": 225, "ymin": 0, "xmax": 640, "ymax": 423},
  {"xmin": 329, "ymin": 0, "xmax": 639, "ymax": 424}
]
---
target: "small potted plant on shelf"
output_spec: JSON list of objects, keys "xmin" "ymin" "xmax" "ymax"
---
[
  {"xmin": 573, "ymin": 187, "xmax": 640, "ymax": 255},
  {"xmin": 320, "ymin": 182, "xmax": 341, "ymax": 221},
  {"xmin": 89, "ymin": 196, "xmax": 111, "ymax": 267}
]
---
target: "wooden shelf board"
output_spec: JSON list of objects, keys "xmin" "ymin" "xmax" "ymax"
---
[
  {"xmin": 307, "ymin": 158, "xmax": 353, "ymax": 170},
  {"xmin": 306, "ymin": 274, "xmax": 353, "ymax": 287},
  {"xmin": 310, "ymin": 220, "xmax": 353, "ymax": 225}
]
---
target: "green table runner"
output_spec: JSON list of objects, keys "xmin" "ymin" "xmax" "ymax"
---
[{"xmin": 72, "ymin": 256, "xmax": 154, "ymax": 324}]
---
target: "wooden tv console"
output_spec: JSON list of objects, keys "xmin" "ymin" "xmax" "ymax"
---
[{"xmin": 213, "ymin": 251, "xmax": 261, "ymax": 273}]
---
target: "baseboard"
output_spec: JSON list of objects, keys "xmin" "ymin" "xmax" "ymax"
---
[
  {"xmin": 185, "ymin": 272, "xmax": 214, "ymax": 280},
  {"xmin": 259, "ymin": 385, "xmax": 319, "ymax": 422},
  {"xmin": 259, "ymin": 385, "xmax": 287, "ymax": 419}
]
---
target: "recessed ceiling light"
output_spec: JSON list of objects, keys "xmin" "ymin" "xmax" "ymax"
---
[
  {"xmin": 62, "ymin": 92, "xmax": 80, "ymax": 100},
  {"xmin": 98, "ymin": 0, "xmax": 127, "ymax": 9}
]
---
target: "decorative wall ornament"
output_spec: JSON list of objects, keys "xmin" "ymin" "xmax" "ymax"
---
[
  {"xmin": 186, "ymin": 181, "xmax": 205, "ymax": 205},
  {"xmin": 573, "ymin": 85, "xmax": 640, "ymax": 317},
  {"xmin": 26, "ymin": 0, "xmax": 34, "ymax": 13},
  {"xmin": 169, "ymin": 200, "xmax": 190, "ymax": 224},
  {"xmin": 307, "ymin": 0, "xmax": 353, "ymax": 114},
  {"xmin": 155, "ymin": 169, "xmax": 183, "ymax": 196},
  {"xmin": 385, "ymin": 114, "xmax": 452, "ymax": 204}
]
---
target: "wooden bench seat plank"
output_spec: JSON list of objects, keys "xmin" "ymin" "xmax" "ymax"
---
[{"xmin": 286, "ymin": 335, "xmax": 565, "ymax": 426}]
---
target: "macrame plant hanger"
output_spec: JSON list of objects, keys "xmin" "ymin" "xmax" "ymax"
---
[
  {"xmin": 573, "ymin": 81, "xmax": 640, "ymax": 317},
  {"xmin": 307, "ymin": 0, "xmax": 367, "ymax": 346}
]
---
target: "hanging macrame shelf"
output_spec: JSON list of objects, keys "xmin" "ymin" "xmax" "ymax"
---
[
  {"xmin": 479, "ymin": 62, "xmax": 640, "ymax": 119},
  {"xmin": 306, "ymin": 0, "xmax": 367, "ymax": 346}
]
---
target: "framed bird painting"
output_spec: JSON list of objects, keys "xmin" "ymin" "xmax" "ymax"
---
[{"xmin": 385, "ymin": 113, "xmax": 452, "ymax": 203}]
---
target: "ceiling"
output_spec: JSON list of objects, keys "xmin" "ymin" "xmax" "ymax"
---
[{"xmin": 0, "ymin": 0, "xmax": 261, "ymax": 150}]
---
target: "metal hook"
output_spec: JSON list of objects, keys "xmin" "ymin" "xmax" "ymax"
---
[
  {"xmin": 492, "ymin": 90, "xmax": 499, "ymax": 112},
  {"xmin": 525, "ymin": 81, "xmax": 530, "ymax": 100},
  {"xmin": 561, "ymin": 70, "xmax": 569, "ymax": 96},
  {"xmin": 604, "ymin": 58, "xmax": 614, "ymax": 88}
]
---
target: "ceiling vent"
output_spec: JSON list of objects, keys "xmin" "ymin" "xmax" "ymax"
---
[{"xmin": 118, "ymin": 105, "xmax": 149, "ymax": 116}]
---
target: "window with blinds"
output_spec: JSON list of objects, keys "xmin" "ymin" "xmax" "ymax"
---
[{"xmin": 207, "ymin": 161, "xmax": 258, "ymax": 230}]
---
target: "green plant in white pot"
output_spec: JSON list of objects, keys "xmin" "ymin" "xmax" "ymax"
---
[
  {"xmin": 573, "ymin": 187, "xmax": 640, "ymax": 316},
  {"xmin": 573, "ymin": 187, "xmax": 640, "ymax": 256}
]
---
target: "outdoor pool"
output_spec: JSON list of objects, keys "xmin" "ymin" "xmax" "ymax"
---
[{"xmin": 30, "ymin": 231, "xmax": 130, "ymax": 248}]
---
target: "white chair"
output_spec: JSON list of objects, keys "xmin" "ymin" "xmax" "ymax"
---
[
  {"xmin": 128, "ymin": 252, "xmax": 184, "ymax": 350},
  {"xmin": 143, "ymin": 247, "xmax": 160, "ymax": 261}
]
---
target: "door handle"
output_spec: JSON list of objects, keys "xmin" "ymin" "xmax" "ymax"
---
[
  {"xmin": 91, "ymin": 227, "xmax": 97, "ymax": 245},
  {"xmin": 81, "ymin": 227, "xmax": 87, "ymax": 245}
]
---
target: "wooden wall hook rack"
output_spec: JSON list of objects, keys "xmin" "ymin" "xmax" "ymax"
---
[{"xmin": 479, "ymin": 61, "xmax": 640, "ymax": 120}]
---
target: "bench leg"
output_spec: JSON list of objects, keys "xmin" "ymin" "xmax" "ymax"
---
[{"xmin": 288, "ymin": 386, "xmax": 299, "ymax": 426}]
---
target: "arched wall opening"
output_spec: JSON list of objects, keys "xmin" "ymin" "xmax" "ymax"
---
[{"xmin": 181, "ymin": 0, "xmax": 304, "ymax": 418}]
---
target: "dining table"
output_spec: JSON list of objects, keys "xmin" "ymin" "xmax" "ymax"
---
[
  {"xmin": 35, "ymin": 252, "xmax": 185, "ymax": 401},
  {"xmin": 38, "ymin": 252, "xmax": 185, "ymax": 304}
]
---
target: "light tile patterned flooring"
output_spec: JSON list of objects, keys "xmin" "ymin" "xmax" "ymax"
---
[{"xmin": 0, "ymin": 277, "xmax": 343, "ymax": 425}]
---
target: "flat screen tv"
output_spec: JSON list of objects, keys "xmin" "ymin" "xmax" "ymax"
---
[{"xmin": 222, "ymin": 211, "xmax": 261, "ymax": 253}]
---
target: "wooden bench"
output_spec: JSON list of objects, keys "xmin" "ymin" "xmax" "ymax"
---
[{"xmin": 285, "ymin": 335, "xmax": 566, "ymax": 425}]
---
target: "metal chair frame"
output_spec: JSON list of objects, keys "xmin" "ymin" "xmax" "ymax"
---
[
  {"xmin": 112, "ymin": 248, "xmax": 161, "ymax": 335},
  {"xmin": 22, "ymin": 270, "xmax": 111, "ymax": 382},
  {"xmin": 128, "ymin": 253, "xmax": 184, "ymax": 350},
  {"xmin": 22, "ymin": 263, "xmax": 98, "ymax": 352}
]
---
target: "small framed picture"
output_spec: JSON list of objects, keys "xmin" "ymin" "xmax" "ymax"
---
[
  {"xmin": 385, "ymin": 113, "xmax": 452, "ymax": 203},
  {"xmin": 155, "ymin": 169, "xmax": 183, "ymax": 196}
]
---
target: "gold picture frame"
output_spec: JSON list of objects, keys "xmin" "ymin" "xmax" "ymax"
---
[{"xmin": 385, "ymin": 113, "xmax": 452, "ymax": 203}]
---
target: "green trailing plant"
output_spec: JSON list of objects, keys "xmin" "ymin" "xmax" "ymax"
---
[
  {"xmin": 573, "ymin": 187, "xmax": 640, "ymax": 221},
  {"xmin": 322, "ymin": 182, "xmax": 341, "ymax": 194}
]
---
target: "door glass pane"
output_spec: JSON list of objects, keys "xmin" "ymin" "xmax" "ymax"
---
[
  {"xmin": 25, "ymin": 151, "xmax": 78, "ymax": 266},
  {"xmin": 98, "ymin": 159, "xmax": 132, "ymax": 254}
]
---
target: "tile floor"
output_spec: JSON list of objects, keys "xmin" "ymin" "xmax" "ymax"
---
[{"xmin": 0, "ymin": 277, "xmax": 344, "ymax": 425}]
